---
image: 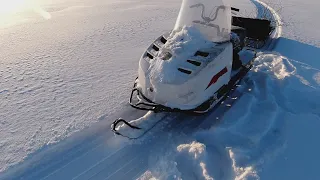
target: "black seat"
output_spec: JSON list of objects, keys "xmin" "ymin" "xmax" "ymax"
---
[{"xmin": 232, "ymin": 16, "xmax": 272, "ymax": 41}]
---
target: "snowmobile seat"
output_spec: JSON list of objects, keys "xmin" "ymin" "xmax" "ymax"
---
[{"xmin": 232, "ymin": 16, "xmax": 272, "ymax": 41}]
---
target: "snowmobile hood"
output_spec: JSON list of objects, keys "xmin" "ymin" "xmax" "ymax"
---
[{"xmin": 174, "ymin": 0, "xmax": 231, "ymax": 43}]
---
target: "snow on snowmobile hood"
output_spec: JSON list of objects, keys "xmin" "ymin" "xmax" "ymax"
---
[
  {"xmin": 149, "ymin": 26, "xmax": 215, "ymax": 84},
  {"xmin": 174, "ymin": 0, "xmax": 231, "ymax": 43},
  {"xmin": 148, "ymin": 0, "xmax": 232, "ymax": 85}
]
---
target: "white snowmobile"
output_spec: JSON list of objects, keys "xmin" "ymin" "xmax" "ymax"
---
[{"xmin": 112, "ymin": 0, "xmax": 273, "ymax": 137}]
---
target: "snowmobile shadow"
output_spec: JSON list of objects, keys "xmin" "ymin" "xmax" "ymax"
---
[{"xmin": 0, "ymin": 104, "xmax": 148, "ymax": 180}]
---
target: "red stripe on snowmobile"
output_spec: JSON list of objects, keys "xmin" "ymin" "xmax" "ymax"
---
[{"xmin": 206, "ymin": 67, "xmax": 228, "ymax": 90}]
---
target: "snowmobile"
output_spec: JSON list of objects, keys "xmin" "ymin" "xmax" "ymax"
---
[{"xmin": 112, "ymin": 0, "xmax": 273, "ymax": 136}]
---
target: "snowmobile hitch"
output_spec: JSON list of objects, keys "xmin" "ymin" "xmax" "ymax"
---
[
  {"xmin": 112, "ymin": 118, "xmax": 141, "ymax": 132},
  {"xmin": 111, "ymin": 118, "xmax": 142, "ymax": 138}
]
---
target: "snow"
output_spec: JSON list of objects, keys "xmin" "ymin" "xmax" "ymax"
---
[
  {"xmin": 1, "ymin": 0, "xmax": 320, "ymax": 179},
  {"xmin": 176, "ymin": 142, "xmax": 215, "ymax": 180},
  {"xmin": 271, "ymin": 0, "xmax": 320, "ymax": 47}
]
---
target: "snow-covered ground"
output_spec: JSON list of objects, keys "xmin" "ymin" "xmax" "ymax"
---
[
  {"xmin": 1, "ymin": 0, "xmax": 320, "ymax": 179},
  {"xmin": 0, "ymin": 0, "xmax": 181, "ymax": 172}
]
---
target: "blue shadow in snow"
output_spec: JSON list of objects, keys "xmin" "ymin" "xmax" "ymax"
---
[{"xmin": 274, "ymin": 37, "xmax": 320, "ymax": 69}]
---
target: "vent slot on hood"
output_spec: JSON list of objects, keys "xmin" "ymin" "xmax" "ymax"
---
[
  {"xmin": 178, "ymin": 68, "xmax": 192, "ymax": 75},
  {"xmin": 160, "ymin": 36, "xmax": 167, "ymax": 44},
  {"xmin": 195, "ymin": 51, "xmax": 209, "ymax": 57},
  {"xmin": 146, "ymin": 52, "xmax": 154, "ymax": 59},
  {"xmin": 152, "ymin": 44, "xmax": 160, "ymax": 51},
  {"xmin": 187, "ymin": 60, "xmax": 201, "ymax": 66}
]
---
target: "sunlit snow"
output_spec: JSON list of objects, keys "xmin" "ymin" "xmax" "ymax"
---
[{"xmin": 1, "ymin": 0, "xmax": 320, "ymax": 179}]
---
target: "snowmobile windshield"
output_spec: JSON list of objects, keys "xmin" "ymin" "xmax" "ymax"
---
[{"xmin": 174, "ymin": 0, "xmax": 231, "ymax": 43}]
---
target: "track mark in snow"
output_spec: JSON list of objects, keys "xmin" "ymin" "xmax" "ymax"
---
[
  {"xmin": 41, "ymin": 135, "xmax": 120, "ymax": 180},
  {"xmin": 0, "ymin": 89, "xmax": 9, "ymax": 94},
  {"xmin": 253, "ymin": 0, "xmax": 282, "ymax": 39},
  {"xmin": 70, "ymin": 144, "xmax": 128, "ymax": 180}
]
